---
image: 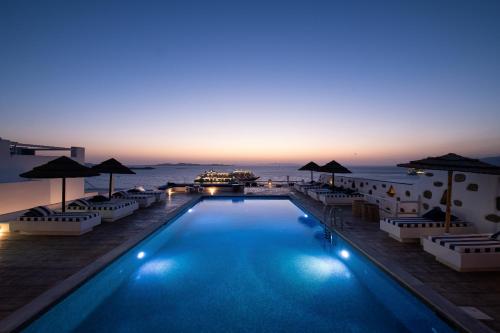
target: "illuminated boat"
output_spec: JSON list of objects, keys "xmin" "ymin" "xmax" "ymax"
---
[
  {"xmin": 407, "ymin": 168, "xmax": 425, "ymax": 176},
  {"xmin": 194, "ymin": 170, "xmax": 259, "ymax": 184}
]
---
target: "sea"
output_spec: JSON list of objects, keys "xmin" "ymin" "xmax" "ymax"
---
[{"xmin": 84, "ymin": 165, "xmax": 417, "ymax": 192}]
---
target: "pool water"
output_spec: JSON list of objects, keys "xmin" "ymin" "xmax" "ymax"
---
[{"xmin": 25, "ymin": 198, "xmax": 455, "ymax": 332}]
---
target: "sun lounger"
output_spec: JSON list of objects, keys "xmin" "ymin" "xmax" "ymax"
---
[
  {"xmin": 112, "ymin": 191, "xmax": 155, "ymax": 208},
  {"xmin": 67, "ymin": 198, "xmax": 138, "ymax": 222},
  {"xmin": 318, "ymin": 192, "xmax": 364, "ymax": 205},
  {"xmin": 307, "ymin": 188, "xmax": 332, "ymax": 200},
  {"xmin": 293, "ymin": 182, "xmax": 322, "ymax": 193},
  {"xmin": 379, "ymin": 217, "xmax": 474, "ymax": 242},
  {"xmin": 128, "ymin": 187, "xmax": 166, "ymax": 202},
  {"xmin": 422, "ymin": 233, "xmax": 500, "ymax": 271},
  {"xmin": 9, "ymin": 206, "xmax": 101, "ymax": 235}
]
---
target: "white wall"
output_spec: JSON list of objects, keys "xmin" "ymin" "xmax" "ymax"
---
[
  {"xmin": 0, "ymin": 138, "xmax": 88, "ymax": 217},
  {"xmin": 414, "ymin": 171, "xmax": 500, "ymax": 233},
  {"xmin": 0, "ymin": 178, "xmax": 86, "ymax": 217},
  {"xmin": 336, "ymin": 171, "xmax": 500, "ymax": 233}
]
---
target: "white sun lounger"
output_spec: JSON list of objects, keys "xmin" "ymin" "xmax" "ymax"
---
[
  {"xmin": 422, "ymin": 234, "xmax": 500, "ymax": 271},
  {"xmin": 307, "ymin": 188, "xmax": 332, "ymax": 200},
  {"xmin": 67, "ymin": 198, "xmax": 138, "ymax": 222},
  {"xmin": 9, "ymin": 206, "xmax": 101, "ymax": 236},
  {"xmin": 293, "ymin": 183, "xmax": 322, "ymax": 193},
  {"xmin": 135, "ymin": 189, "xmax": 166, "ymax": 202},
  {"xmin": 379, "ymin": 217, "xmax": 475, "ymax": 242},
  {"xmin": 318, "ymin": 192, "xmax": 364, "ymax": 205},
  {"xmin": 112, "ymin": 191, "xmax": 155, "ymax": 208}
]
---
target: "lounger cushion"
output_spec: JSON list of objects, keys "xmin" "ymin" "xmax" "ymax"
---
[
  {"xmin": 68, "ymin": 199, "xmax": 91, "ymax": 208},
  {"xmin": 18, "ymin": 212, "xmax": 99, "ymax": 222},
  {"xmin": 422, "ymin": 207, "xmax": 458, "ymax": 222},
  {"xmin": 69, "ymin": 201, "xmax": 135, "ymax": 211},
  {"xmin": 89, "ymin": 195, "xmax": 110, "ymax": 203},
  {"xmin": 23, "ymin": 206, "xmax": 55, "ymax": 217},
  {"xmin": 491, "ymin": 231, "xmax": 500, "ymax": 240},
  {"xmin": 112, "ymin": 191, "xmax": 129, "ymax": 198},
  {"xmin": 428, "ymin": 235, "xmax": 500, "ymax": 253},
  {"xmin": 383, "ymin": 217, "xmax": 468, "ymax": 228}
]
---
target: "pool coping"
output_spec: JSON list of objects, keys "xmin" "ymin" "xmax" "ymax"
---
[
  {"xmin": 0, "ymin": 194, "xmax": 493, "ymax": 333},
  {"xmin": 289, "ymin": 195, "xmax": 495, "ymax": 333}
]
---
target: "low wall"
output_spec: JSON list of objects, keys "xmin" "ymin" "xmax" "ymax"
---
[{"xmin": 336, "ymin": 172, "xmax": 500, "ymax": 233}]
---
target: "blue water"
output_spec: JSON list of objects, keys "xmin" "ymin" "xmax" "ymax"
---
[
  {"xmin": 25, "ymin": 198, "xmax": 454, "ymax": 333},
  {"xmin": 85, "ymin": 165, "xmax": 415, "ymax": 191}
]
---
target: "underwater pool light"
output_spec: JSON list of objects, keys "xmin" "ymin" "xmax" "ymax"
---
[
  {"xmin": 188, "ymin": 208, "xmax": 193, "ymax": 213},
  {"xmin": 340, "ymin": 249, "xmax": 350, "ymax": 259},
  {"xmin": 137, "ymin": 251, "xmax": 146, "ymax": 259},
  {"xmin": 304, "ymin": 214, "xmax": 308, "ymax": 218}
]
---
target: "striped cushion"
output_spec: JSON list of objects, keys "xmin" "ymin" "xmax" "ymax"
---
[
  {"xmin": 324, "ymin": 193, "xmax": 363, "ymax": 198},
  {"xmin": 18, "ymin": 212, "xmax": 99, "ymax": 222},
  {"xmin": 428, "ymin": 234, "xmax": 500, "ymax": 253},
  {"xmin": 68, "ymin": 199, "xmax": 91, "ymax": 208},
  {"xmin": 69, "ymin": 201, "xmax": 133, "ymax": 211},
  {"xmin": 384, "ymin": 217, "xmax": 468, "ymax": 228},
  {"xmin": 23, "ymin": 206, "xmax": 54, "ymax": 217},
  {"xmin": 112, "ymin": 191, "xmax": 129, "ymax": 198}
]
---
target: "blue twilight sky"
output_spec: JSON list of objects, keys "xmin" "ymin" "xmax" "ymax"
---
[{"xmin": 1, "ymin": 0, "xmax": 499, "ymax": 165}]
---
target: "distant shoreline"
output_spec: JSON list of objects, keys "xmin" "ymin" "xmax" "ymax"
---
[{"xmin": 154, "ymin": 163, "xmax": 233, "ymax": 167}]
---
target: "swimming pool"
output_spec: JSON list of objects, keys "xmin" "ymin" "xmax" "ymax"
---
[{"xmin": 24, "ymin": 197, "xmax": 456, "ymax": 332}]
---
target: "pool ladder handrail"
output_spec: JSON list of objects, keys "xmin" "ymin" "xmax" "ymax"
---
[{"xmin": 322, "ymin": 205, "xmax": 344, "ymax": 230}]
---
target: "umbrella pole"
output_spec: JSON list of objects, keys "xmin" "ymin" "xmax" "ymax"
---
[
  {"xmin": 108, "ymin": 173, "xmax": 113, "ymax": 199},
  {"xmin": 62, "ymin": 177, "xmax": 66, "ymax": 213},
  {"xmin": 445, "ymin": 170, "xmax": 453, "ymax": 233},
  {"xmin": 331, "ymin": 172, "xmax": 335, "ymax": 190},
  {"xmin": 310, "ymin": 170, "xmax": 313, "ymax": 183}
]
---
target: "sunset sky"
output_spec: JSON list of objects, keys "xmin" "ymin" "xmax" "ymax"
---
[{"xmin": 1, "ymin": 0, "xmax": 499, "ymax": 165}]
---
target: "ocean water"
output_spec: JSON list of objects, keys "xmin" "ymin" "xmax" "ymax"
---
[
  {"xmin": 85, "ymin": 165, "xmax": 415, "ymax": 192},
  {"xmin": 24, "ymin": 198, "xmax": 455, "ymax": 333}
]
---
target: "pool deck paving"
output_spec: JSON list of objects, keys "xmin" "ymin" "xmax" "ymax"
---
[{"xmin": 0, "ymin": 190, "xmax": 499, "ymax": 332}]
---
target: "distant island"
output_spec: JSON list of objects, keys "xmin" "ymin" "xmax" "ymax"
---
[
  {"xmin": 481, "ymin": 156, "xmax": 500, "ymax": 166},
  {"xmin": 155, "ymin": 163, "xmax": 233, "ymax": 167},
  {"xmin": 129, "ymin": 166, "xmax": 155, "ymax": 170}
]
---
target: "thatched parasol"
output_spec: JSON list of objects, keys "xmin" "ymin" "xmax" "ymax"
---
[
  {"xmin": 20, "ymin": 156, "xmax": 100, "ymax": 212},
  {"xmin": 298, "ymin": 161, "xmax": 321, "ymax": 182},
  {"xmin": 319, "ymin": 160, "xmax": 351, "ymax": 189},
  {"xmin": 398, "ymin": 153, "xmax": 500, "ymax": 232},
  {"xmin": 91, "ymin": 158, "xmax": 136, "ymax": 199}
]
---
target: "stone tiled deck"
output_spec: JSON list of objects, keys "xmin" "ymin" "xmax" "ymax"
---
[
  {"xmin": 0, "ymin": 194, "xmax": 198, "ymax": 331},
  {"xmin": 291, "ymin": 190, "xmax": 500, "ymax": 333},
  {"xmin": 1, "ymin": 190, "xmax": 499, "ymax": 332}
]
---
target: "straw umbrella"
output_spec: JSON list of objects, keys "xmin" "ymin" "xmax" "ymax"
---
[
  {"xmin": 20, "ymin": 156, "xmax": 100, "ymax": 212},
  {"xmin": 319, "ymin": 160, "xmax": 351, "ymax": 190},
  {"xmin": 398, "ymin": 153, "xmax": 500, "ymax": 232},
  {"xmin": 298, "ymin": 161, "xmax": 322, "ymax": 183},
  {"xmin": 91, "ymin": 158, "xmax": 136, "ymax": 199}
]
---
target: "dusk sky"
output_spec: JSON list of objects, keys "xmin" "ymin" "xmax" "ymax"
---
[{"xmin": 1, "ymin": 0, "xmax": 499, "ymax": 165}]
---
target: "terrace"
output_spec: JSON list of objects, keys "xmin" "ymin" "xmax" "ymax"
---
[{"xmin": 0, "ymin": 190, "xmax": 498, "ymax": 332}]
